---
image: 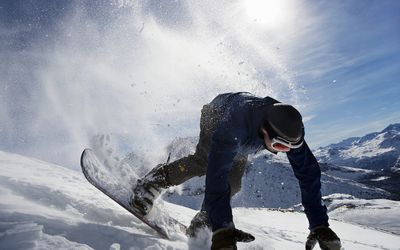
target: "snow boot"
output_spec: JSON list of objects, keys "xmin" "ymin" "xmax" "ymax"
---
[
  {"xmin": 186, "ymin": 210, "xmax": 211, "ymax": 237},
  {"xmin": 130, "ymin": 164, "xmax": 169, "ymax": 216}
]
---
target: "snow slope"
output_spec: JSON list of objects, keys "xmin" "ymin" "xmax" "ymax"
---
[
  {"xmin": 1, "ymin": 150, "xmax": 400, "ymax": 249},
  {"xmin": 323, "ymin": 194, "xmax": 400, "ymax": 235}
]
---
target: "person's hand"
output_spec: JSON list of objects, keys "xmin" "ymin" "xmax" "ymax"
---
[
  {"xmin": 305, "ymin": 225, "xmax": 342, "ymax": 250},
  {"xmin": 211, "ymin": 227, "xmax": 255, "ymax": 250}
]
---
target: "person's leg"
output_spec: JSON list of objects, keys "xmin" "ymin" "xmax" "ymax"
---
[
  {"xmin": 228, "ymin": 155, "xmax": 248, "ymax": 197},
  {"xmin": 130, "ymin": 153, "xmax": 207, "ymax": 216},
  {"xmin": 187, "ymin": 155, "xmax": 248, "ymax": 237},
  {"xmin": 162, "ymin": 103, "xmax": 219, "ymax": 185},
  {"xmin": 131, "ymin": 104, "xmax": 218, "ymax": 215}
]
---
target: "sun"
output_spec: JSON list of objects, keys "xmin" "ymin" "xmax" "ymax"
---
[{"xmin": 243, "ymin": 0, "xmax": 292, "ymax": 29}]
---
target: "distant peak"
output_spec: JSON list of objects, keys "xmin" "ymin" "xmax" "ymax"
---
[
  {"xmin": 318, "ymin": 123, "xmax": 400, "ymax": 150},
  {"xmin": 382, "ymin": 123, "xmax": 400, "ymax": 133}
]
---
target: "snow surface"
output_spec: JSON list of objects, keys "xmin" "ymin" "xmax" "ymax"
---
[
  {"xmin": 323, "ymin": 194, "xmax": 400, "ymax": 235},
  {"xmin": 1, "ymin": 150, "xmax": 400, "ymax": 249},
  {"xmin": 339, "ymin": 133, "xmax": 395, "ymax": 159}
]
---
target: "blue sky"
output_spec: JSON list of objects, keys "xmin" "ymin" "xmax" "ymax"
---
[
  {"xmin": 293, "ymin": 0, "xmax": 400, "ymax": 145},
  {"xmin": 0, "ymin": 0, "xmax": 399, "ymax": 168}
]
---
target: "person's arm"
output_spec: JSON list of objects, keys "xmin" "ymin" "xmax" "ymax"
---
[
  {"xmin": 287, "ymin": 141, "xmax": 342, "ymax": 250},
  {"xmin": 286, "ymin": 141, "xmax": 329, "ymax": 229}
]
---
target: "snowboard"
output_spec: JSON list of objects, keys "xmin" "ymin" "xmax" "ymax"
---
[{"xmin": 80, "ymin": 148, "xmax": 187, "ymax": 239}]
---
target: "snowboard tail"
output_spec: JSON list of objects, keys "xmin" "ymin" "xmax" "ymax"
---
[{"xmin": 80, "ymin": 148, "xmax": 186, "ymax": 239}]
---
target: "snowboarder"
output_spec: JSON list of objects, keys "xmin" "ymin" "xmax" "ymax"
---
[{"xmin": 130, "ymin": 92, "xmax": 341, "ymax": 249}]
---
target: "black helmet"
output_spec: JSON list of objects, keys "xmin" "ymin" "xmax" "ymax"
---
[{"xmin": 263, "ymin": 103, "xmax": 304, "ymax": 144}]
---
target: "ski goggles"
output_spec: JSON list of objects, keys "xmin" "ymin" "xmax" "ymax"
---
[{"xmin": 270, "ymin": 136, "xmax": 303, "ymax": 152}]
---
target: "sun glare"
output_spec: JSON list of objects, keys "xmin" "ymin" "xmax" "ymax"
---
[{"xmin": 244, "ymin": 0, "xmax": 292, "ymax": 28}]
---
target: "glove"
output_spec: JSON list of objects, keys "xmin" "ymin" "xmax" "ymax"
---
[
  {"xmin": 211, "ymin": 227, "xmax": 255, "ymax": 250},
  {"xmin": 305, "ymin": 225, "xmax": 342, "ymax": 250}
]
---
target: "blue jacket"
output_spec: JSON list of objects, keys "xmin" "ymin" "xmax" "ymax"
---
[{"xmin": 204, "ymin": 92, "xmax": 328, "ymax": 231}]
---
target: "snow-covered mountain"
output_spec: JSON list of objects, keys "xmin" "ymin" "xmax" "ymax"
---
[
  {"xmin": 314, "ymin": 124, "xmax": 400, "ymax": 170},
  {"xmin": 314, "ymin": 123, "xmax": 400, "ymax": 200},
  {"xmin": 1, "ymin": 150, "xmax": 400, "ymax": 249}
]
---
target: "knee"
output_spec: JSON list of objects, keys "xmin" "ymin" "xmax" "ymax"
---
[{"xmin": 229, "ymin": 175, "xmax": 243, "ymax": 197}]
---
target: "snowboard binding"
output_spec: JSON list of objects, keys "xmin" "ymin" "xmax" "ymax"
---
[{"xmin": 130, "ymin": 163, "xmax": 169, "ymax": 216}]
